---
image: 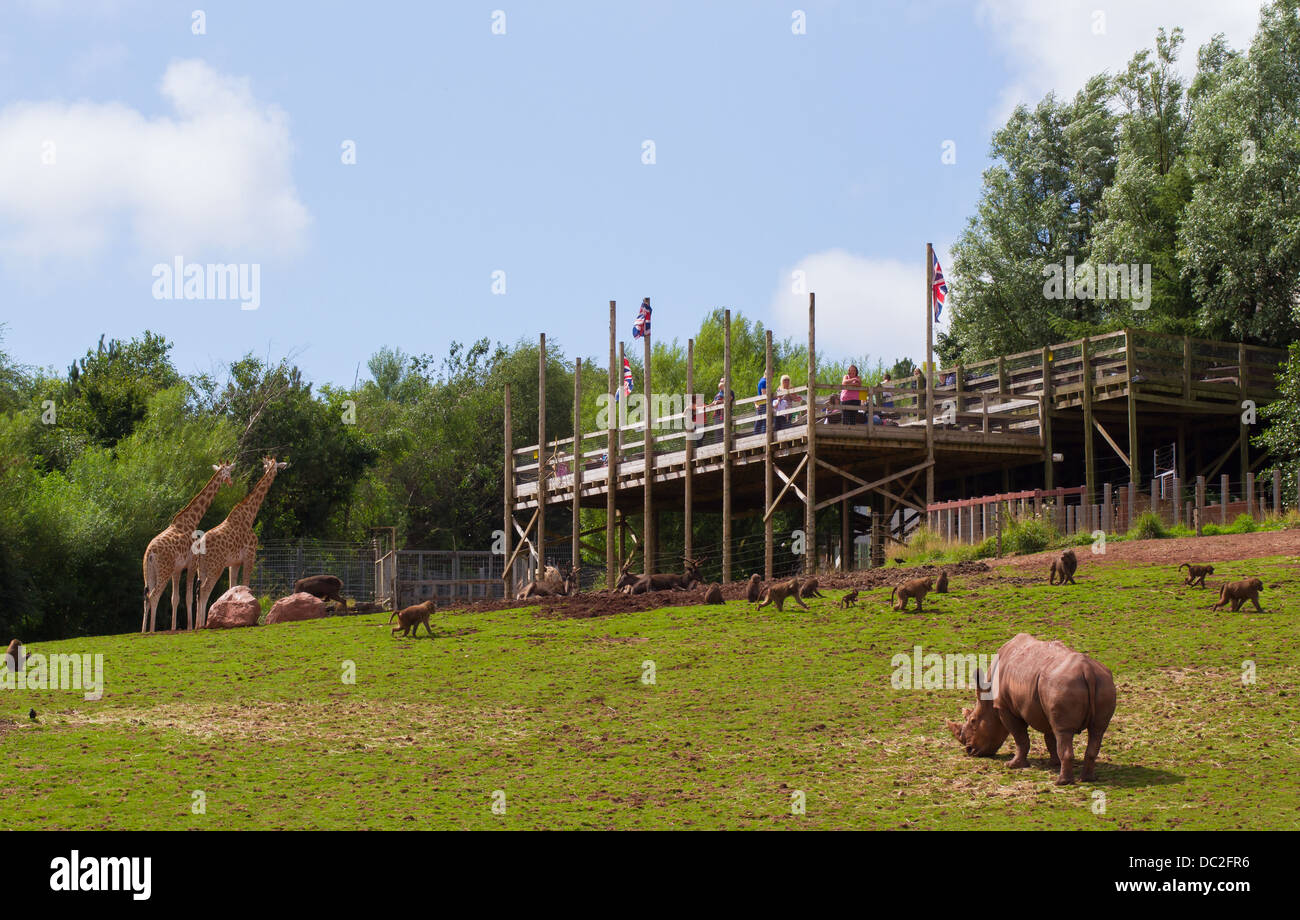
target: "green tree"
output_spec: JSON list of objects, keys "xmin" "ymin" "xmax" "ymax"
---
[
  {"xmin": 940, "ymin": 76, "xmax": 1118, "ymax": 362},
  {"xmin": 1179, "ymin": 1, "xmax": 1300, "ymax": 345}
]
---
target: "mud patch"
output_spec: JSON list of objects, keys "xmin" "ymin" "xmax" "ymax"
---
[{"xmin": 443, "ymin": 561, "xmax": 993, "ymax": 621}]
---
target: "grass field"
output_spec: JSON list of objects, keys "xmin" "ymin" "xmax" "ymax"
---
[{"xmin": 3, "ymin": 551, "xmax": 1297, "ymax": 829}]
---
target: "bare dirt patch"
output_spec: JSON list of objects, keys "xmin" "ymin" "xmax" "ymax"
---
[
  {"xmin": 444, "ymin": 561, "xmax": 992, "ymax": 620},
  {"xmin": 57, "ymin": 700, "xmax": 533, "ymax": 751},
  {"xmin": 1001, "ymin": 530, "xmax": 1300, "ymax": 571}
]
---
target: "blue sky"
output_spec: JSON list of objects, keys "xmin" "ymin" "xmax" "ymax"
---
[{"xmin": 0, "ymin": 0, "xmax": 1263, "ymax": 386}]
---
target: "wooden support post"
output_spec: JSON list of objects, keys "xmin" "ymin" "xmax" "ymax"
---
[
  {"xmin": 643, "ymin": 313, "xmax": 654, "ymax": 576},
  {"xmin": 1081, "ymin": 336, "xmax": 1096, "ymax": 506},
  {"xmin": 537, "ymin": 333, "xmax": 547, "ymax": 580},
  {"xmin": 572, "ymin": 358, "xmax": 582, "ymax": 578},
  {"xmin": 1127, "ymin": 481, "xmax": 1136, "ymax": 531},
  {"xmin": 606, "ymin": 302, "xmax": 617, "ymax": 588},
  {"xmin": 1102, "ymin": 482, "xmax": 1111, "ymax": 533},
  {"xmin": 1176, "ymin": 420, "xmax": 1187, "ymax": 490},
  {"xmin": 722, "ymin": 309, "xmax": 733, "ymax": 583},
  {"xmin": 1246, "ymin": 471, "xmax": 1255, "ymax": 521},
  {"xmin": 871, "ymin": 498, "xmax": 882, "ymax": 562},
  {"xmin": 805, "ymin": 293, "xmax": 817, "ymax": 574},
  {"xmin": 503, "ymin": 384, "xmax": 515, "ymax": 596},
  {"xmin": 1221, "ymin": 473, "xmax": 1229, "ymax": 525},
  {"xmin": 685, "ymin": 338, "xmax": 695, "ymax": 565},
  {"xmin": 1239, "ymin": 342, "xmax": 1249, "ymax": 486},
  {"xmin": 1151, "ymin": 478, "xmax": 1159, "ymax": 524},
  {"xmin": 1041, "ymin": 346, "xmax": 1054, "ymax": 490},
  {"xmin": 1196, "ymin": 475, "xmax": 1205, "ymax": 536},
  {"xmin": 841, "ymin": 498, "xmax": 851, "ymax": 572},
  {"xmin": 1172, "ymin": 476, "xmax": 1181, "ymax": 526},
  {"xmin": 764, "ymin": 330, "xmax": 775, "ymax": 580},
  {"xmin": 1124, "ymin": 329, "xmax": 1138, "ymax": 487}
]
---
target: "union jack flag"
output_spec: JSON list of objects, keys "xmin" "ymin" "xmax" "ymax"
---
[
  {"xmin": 622, "ymin": 356, "xmax": 634, "ymax": 396},
  {"xmin": 631, "ymin": 298, "xmax": 652, "ymax": 339},
  {"xmin": 932, "ymin": 252, "xmax": 948, "ymax": 321}
]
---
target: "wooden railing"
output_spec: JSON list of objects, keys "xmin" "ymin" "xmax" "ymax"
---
[{"xmin": 511, "ymin": 329, "xmax": 1284, "ymax": 499}]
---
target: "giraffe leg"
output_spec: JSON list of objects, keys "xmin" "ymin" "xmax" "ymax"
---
[
  {"xmin": 169, "ymin": 572, "xmax": 181, "ymax": 632},
  {"xmin": 145, "ymin": 586, "xmax": 164, "ymax": 633},
  {"xmin": 195, "ymin": 573, "xmax": 216, "ymax": 630}
]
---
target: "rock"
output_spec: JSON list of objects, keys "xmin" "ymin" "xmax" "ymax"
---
[
  {"xmin": 265, "ymin": 591, "xmax": 327, "ymax": 625},
  {"xmin": 205, "ymin": 585, "xmax": 261, "ymax": 629}
]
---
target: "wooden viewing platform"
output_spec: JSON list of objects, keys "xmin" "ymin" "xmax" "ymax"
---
[{"xmin": 503, "ymin": 297, "xmax": 1284, "ymax": 591}]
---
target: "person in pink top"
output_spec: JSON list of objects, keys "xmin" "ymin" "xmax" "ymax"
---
[{"xmin": 840, "ymin": 364, "xmax": 863, "ymax": 425}]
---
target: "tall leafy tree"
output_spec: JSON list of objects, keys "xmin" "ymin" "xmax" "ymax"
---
[
  {"xmin": 1179, "ymin": 1, "xmax": 1300, "ymax": 346},
  {"xmin": 940, "ymin": 76, "xmax": 1118, "ymax": 362}
]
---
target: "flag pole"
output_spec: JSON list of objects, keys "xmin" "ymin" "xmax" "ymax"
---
[{"xmin": 925, "ymin": 243, "xmax": 935, "ymax": 520}]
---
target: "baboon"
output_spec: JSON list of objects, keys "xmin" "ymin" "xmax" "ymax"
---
[
  {"xmin": 935, "ymin": 570, "xmax": 949, "ymax": 593},
  {"xmin": 389, "ymin": 600, "xmax": 437, "ymax": 638},
  {"xmin": 1212, "ymin": 577, "xmax": 1264, "ymax": 613},
  {"xmin": 745, "ymin": 573, "xmax": 762, "ymax": 603},
  {"xmin": 755, "ymin": 578, "xmax": 809, "ymax": 612},
  {"xmin": 1179, "ymin": 562, "xmax": 1214, "ymax": 587},
  {"xmin": 798, "ymin": 577, "xmax": 824, "ymax": 599},
  {"xmin": 703, "ymin": 583, "xmax": 724, "ymax": 605},
  {"xmin": 890, "ymin": 577, "xmax": 933, "ymax": 612},
  {"xmin": 839, "ymin": 589, "xmax": 859, "ymax": 609},
  {"xmin": 1048, "ymin": 549, "xmax": 1078, "ymax": 585},
  {"xmin": 4, "ymin": 639, "xmax": 23, "ymax": 670}
]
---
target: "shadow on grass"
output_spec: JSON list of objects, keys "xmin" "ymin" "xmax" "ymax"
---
[{"xmin": 985, "ymin": 755, "xmax": 1184, "ymax": 788}]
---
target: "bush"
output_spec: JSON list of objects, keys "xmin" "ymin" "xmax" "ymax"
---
[
  {"xmin": 1002, "ymin": 516, "xmax": 1055, "ymax": 555},
  {"xmin": 1227, "ymin": 513, "xmax": 1258, "ymax": 534},
  {"xmin": 1127, "ymin": 511, "xmax": 1167, "ymax": 541}
]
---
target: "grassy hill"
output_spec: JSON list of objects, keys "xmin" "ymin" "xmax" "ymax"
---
[{"xmin": 2, "ymin": 553, "xmax": 1296, "ymax": 829}]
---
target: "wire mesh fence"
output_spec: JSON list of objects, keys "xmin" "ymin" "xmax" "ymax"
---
[{"xmin": 250, "ymin": 539, "xmax": 381, "ymax": 603}]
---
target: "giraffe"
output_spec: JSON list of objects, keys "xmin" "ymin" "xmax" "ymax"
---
[
  {"xmin": 193, "ymin": 457, "xmax": 289, "ymax": 629},
  {"xmin": 142, "ymin": 461, "xmax": 236, "ymax": 633}
]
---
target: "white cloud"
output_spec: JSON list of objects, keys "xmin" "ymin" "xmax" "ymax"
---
[
  {"xmin": 0, "ymin": 59, "xmax": 309, "ymax": 267},
  {"xmin": 977, "ymin": 0, "xmax": 1262, "ymax": 125},
  {"xmin": 770, "ymin": 249, "xmax": 935, "ymax": 368}
]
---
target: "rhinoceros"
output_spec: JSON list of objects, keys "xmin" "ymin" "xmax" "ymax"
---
[{"xmin": 946, "ymin": 633, "xmax": 1116, "ymax": 785}]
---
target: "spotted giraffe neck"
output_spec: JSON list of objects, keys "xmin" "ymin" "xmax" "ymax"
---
[
  {"xmin": 227, "ymin": 464, "xmax": 280, "ymax": 530},
  {"xmin": 170, "ymin": 468, "xmax": 229, "ymax": 532}
]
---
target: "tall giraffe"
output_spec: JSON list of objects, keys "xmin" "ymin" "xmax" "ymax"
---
[
  {"xmin": 193, "ymin": 457, "xmax": 288, "ymax": 628},
  {"xmin": 142, "ymin": 461, "xmax": 236, "ymax": 633}
]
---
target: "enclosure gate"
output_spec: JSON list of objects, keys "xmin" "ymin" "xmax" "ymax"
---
[{"xmin": 395, "ymin": 550, "xmax": 527, "ymax": 608}]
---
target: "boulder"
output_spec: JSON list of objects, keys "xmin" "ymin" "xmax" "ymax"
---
[
  {"xmin": 265, "ymin": 591, "xmax": 327, "ymax": 625},
  {"xmin": 205, "ymin": 585, "xmax": 261, "ymax": 629}
]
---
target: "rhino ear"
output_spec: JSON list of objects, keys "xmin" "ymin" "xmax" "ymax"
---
[
  {"xmin": 946, "ymin": 721, "xmax": 964, "ymax": 742},
  {"xmin": 972, "ymin": 669, "xmax": 984, "ymax": 698}
]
